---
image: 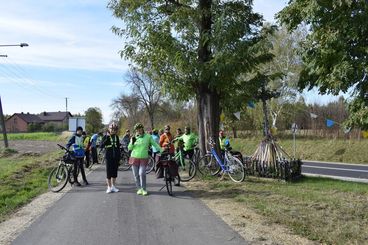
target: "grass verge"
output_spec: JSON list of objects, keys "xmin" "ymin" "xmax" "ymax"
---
[
  {"xmin": 0, "ymin": 132, "xmax": 69, "ymax": 142},
  {"xmin": 186, "ymin": 176, "xmax": 368, "ymax": 245},
  {"xmin": 232, "ymin": 137, "xmax": 368, "ymax": 164},
  {"xmin": 0, "ymin": 151, "xmax": 61, "ymax": 222}
]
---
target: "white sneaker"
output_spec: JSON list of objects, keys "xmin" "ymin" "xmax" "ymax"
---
[
  {"xmin": 111, "ymin": 186, "xmax": 119, "ymax": 193},
  {"xmin": 106, "ymin": 187, "xmax": 112, "ymax": 194}
]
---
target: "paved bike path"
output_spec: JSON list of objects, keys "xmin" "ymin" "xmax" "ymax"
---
[
  {"xmin": 302, "ymin": 161, "xmax": 368, "ymax": 182},
  {"xmin": 12, "ymin": 166, "xmax": 247, "ymax": 245}
]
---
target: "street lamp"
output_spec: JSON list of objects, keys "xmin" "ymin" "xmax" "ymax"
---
[
  {"xmin": 0, "ymin": 43, "xmax": 29, "ymax": 47},
  {"xmin": 0, "ymin": 42, "xmax": 28, "ymax": 148}
]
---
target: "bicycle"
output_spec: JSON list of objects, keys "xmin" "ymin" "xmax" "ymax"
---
[
  {"xmin": 97, "ymin": 147, "xmax": 106, "ymax": 165},
  {"xmin": 157, "ymin": 152, "xmax": 180, "ymax": 196},
  {"xmin": 197, "ymin": 139, "xmax": 245, "ymax": 183},
  {"xmin": 118, "ymin": 145, "xmax": 155, "ymax": 174},
  {"xmin": 48, "ymin": 144, "xmax": 79, "ymax": 192},
  {"xmin": 175, "ymin": 146, "xmax": 196, "ymax": 182}
]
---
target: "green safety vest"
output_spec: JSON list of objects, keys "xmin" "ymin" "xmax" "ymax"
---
[{"xmin": 105, "ymin": 135, "xmax": 118, "ymax": 148}]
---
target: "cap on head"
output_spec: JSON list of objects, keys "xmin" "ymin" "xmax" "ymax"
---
[{"xmin": 76, "ymin": 126, "xmax": 83, "ymax": 132}]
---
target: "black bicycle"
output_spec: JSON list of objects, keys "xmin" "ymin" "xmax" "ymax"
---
[
  {"xmin": 157, "ymin": 150, "xmax": 180, "ymax": 196},
  {"xmin": 48, "ymin": 144, "xmax": 79, "ymax": 192}
]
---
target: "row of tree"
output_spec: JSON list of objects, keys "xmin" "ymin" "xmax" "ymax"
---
[{"xmin": 107, "ymin": 0, "xmax": 368, "ymax": 152}]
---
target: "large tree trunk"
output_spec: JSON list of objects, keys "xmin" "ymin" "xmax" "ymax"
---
[
  {"xmin": 197, "ymin": 86, "xmax": 221, "ymax": 156},
  {"xmin": 196, "ymin": 0, "xmax": 219, "ymax": 156}
]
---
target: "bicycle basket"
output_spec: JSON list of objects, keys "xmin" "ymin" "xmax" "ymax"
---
[{"xmin": 168, "ymin": 160, "xmax": 179, "ymax": 177}]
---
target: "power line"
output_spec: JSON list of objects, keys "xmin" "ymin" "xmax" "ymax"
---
[{"xmin": 0, "ymin": 60, "xmax": 63, "ymax": 100}]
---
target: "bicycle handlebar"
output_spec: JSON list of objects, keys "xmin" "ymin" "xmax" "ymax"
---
[{"xmin": 57, "ymin": 144, "xmax": 69, "ymax": 152}]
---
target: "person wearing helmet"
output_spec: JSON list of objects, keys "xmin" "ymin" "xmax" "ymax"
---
[
  {"xmin": 100, "ymin": 122, "xmax": 121, "ymax": 194},
  {"xmin": 66, "ymin": 126, "xmax": 89, "ymax": 186},
  {"xmin": 175, "ymin": 126, "xmax": 198, "ymax": 160},
  {"xmin": 128, "ymin": 123, "xmax": 162, "ymax": 196},
  {"xmin": 159, "ymin": 125, "xmax": 175, "ymax": 154}
]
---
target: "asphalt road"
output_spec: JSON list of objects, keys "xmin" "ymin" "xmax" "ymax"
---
[
  {"xmin": 302, "ymin": 160, "xmax": 368, "ymax": 182},
  {"xmin": 12, "ymin": 166, "xmax": 247, "ymax": 245}
]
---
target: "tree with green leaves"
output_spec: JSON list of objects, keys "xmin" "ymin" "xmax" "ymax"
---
[
  {"xmin": 108, "ymin": 0, "xmax": 269, "ymax": 152},
  {"xmin": 85, "ymin": 107, "xmax": 103, "ymax": 134},
  {"xmin": 278, "ymin": 0, "xmax": 368, "ymax": 129}
]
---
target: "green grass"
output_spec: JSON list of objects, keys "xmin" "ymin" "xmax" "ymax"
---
[
  {"xmin": 232, "ymin": 137, "xmax": 368, "ymax": 164},
  {"xmin": 0, "ymin": 151, "xmax": 61, "ymax": 222},
  {"xmin": 188, "ymin": 177, "xmax": 368, "ymax": 245},
  {"xmin": 0, "ymin": 132, "xmax": 66, "ymax": 141}
]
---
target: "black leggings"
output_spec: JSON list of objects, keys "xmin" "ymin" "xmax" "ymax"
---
[{"xmin": 106, "ymin": 158, "xmax": 119, "ymax": 179}]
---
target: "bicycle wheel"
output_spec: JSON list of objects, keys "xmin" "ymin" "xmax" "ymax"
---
[
  {"xmin": 178, "ymin": 157, "xmax": 196, "ymax": 182},
  {"xmin": 119, "ymin": 152, "xmax": 131, "ymax": 171},
  {"xmin": 197, "ymin": 154, "xmax": 221, "ymax": 177},
  {"xmin": 145, "ymin": 156, "xmax": 155, "ymax": 174},
  {"xmin": 48, "ymin": 163, "xmax": 69, "ymax": 192},
  {"xmin": 98, "ymin": 149, "xmax": 105, "ymax": 164},
  {"xmin": 226, "ymin": 156, "xmax": 245, "ymax": 183},
  {"xmin": 164, "ymin": 167, "xmax": 173, "ymax": 196}
]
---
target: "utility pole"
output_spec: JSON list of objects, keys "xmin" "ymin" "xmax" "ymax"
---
[
  {"xmin": 65, "ymin": 97, "xmax": 68, "ymax": 112},
  {"xmin": 0, "ymin": 96, "xmax": 9, "ymax": 148}
]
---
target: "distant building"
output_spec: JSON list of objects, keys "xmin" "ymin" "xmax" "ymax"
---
[
  {"xmin": 38, "ymin": 111, "xmax": 72, "ymax": 127},
  {"xmin": 5, "ymin": 111, "xmax": 73, "ymax": 133},
  {"xmin": 5, "ymin": 113, "xmax": 44, "ymax": 133},
  {"xmin": 68, "ymin": 117, "xmax": 86, "ymax": 132}
]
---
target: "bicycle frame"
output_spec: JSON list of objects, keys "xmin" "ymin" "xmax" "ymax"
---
[
  {"xmin": 174, "ymin": 149, "xmax": 185, "ymax": 167},
  {"xmin": 209, "ymin": 146, "xmax": 233, "ymax": 173}
]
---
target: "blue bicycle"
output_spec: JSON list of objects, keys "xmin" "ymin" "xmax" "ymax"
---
[{"xmin": 197, "ymin": 139, "xmax": 245, "ymax": 183}]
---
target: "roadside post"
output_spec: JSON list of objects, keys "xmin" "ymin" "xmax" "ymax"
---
[{"xmin": 291, "ymin": 123, "xmax": 298, "ymax": 159}]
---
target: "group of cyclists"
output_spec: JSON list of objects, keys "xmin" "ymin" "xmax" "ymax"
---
[{"xmin": 66, "ymin": 122, "xmax": 236, "ymax": 195}]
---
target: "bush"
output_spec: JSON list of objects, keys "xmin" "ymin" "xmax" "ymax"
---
[
  {"xmin": 27, "ymin": 123, "xmax": 43, "ymax": 132},
  {"xmin": 42, "ymin": 123, "xmax": 56, "ymax": 132}
]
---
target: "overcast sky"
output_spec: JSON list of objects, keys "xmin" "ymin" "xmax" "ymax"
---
[{"xmin": 0, "ymin": 0, "xmax": 344, "ymax": 123}]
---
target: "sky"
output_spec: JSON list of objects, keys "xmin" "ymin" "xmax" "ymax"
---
[{"xmin": 0, "ymin": 0, "xmax": 346, "ymax": 123}]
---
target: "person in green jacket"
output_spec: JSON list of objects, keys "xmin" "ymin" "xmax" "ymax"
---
[
  {"xmin": 175, "ymin": 126, "xmax": 198, "ymax": 160},
  {"xmin": 128, "ymin": 123, "xmax": 162, "ymax": 196}
]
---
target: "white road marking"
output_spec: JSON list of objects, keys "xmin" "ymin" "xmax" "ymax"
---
[
  {"xmin": 303, "ymin": 173, "xmax": 368, "ymax": 183},
  {"xmin": 303, "ymin": 165, "xmax": 368, "ymax": 173}
]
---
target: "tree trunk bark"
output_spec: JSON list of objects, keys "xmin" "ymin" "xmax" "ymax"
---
[
  {"xmin": 149, "ymin": 111, "xmax": 154, "ymax": 129},
  {"xmin": 262, "ymin": 98, "xmax": 270, "ymax": 137},
  {"xmin": 197, "ymin": 86, "xmax": 221, "ymax": 156},
  {"xmin": 232, "ymin": 126, "xmax": 237, "ymax": 138},
  {"xmin": 196, "ymin": 0, "xmax": 218, "ymax": 156}
]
